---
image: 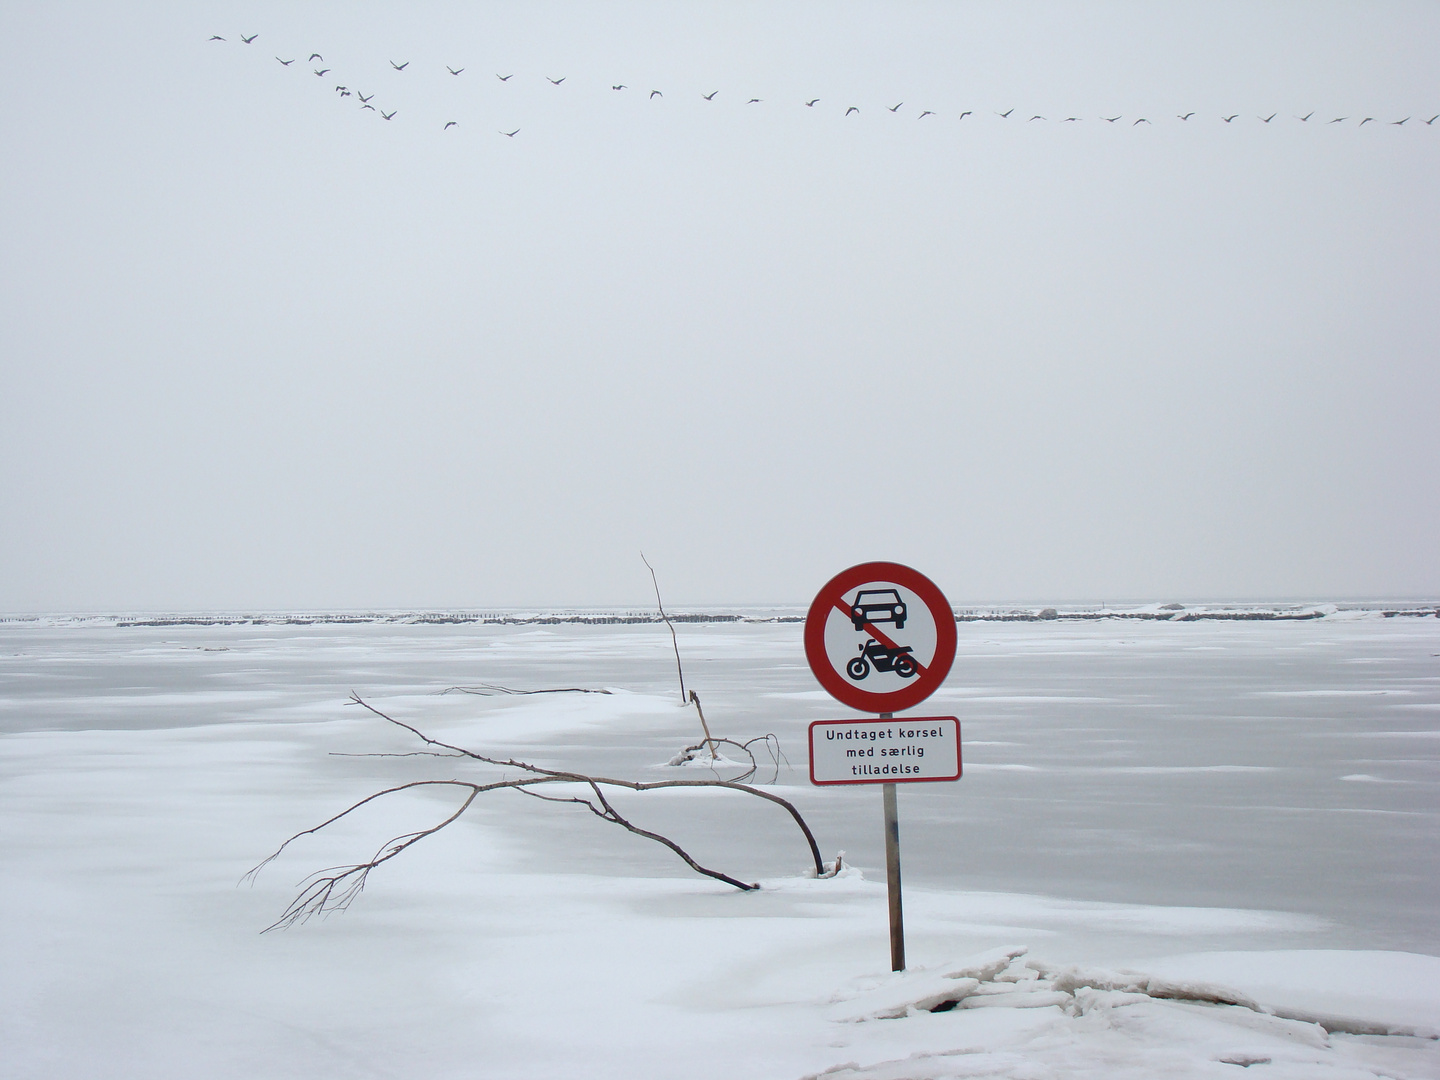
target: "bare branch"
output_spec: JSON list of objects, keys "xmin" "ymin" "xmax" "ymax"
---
[
  {"xmin": 250, "ymin": 696, "xmax": 827, "ymax": 928},
  {"xmin": 640, "ymin": 551, "xmax": 687, "ymax": 703}
]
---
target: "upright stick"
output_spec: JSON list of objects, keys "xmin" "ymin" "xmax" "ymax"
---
[{"xmin": 879, "ymin": 712, "xmax": 905, "ymax": 971}]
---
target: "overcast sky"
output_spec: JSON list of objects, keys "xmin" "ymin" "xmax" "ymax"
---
[{"xmin": 2, "ymin": 2, "xmax": 1436, "ymax": 612}]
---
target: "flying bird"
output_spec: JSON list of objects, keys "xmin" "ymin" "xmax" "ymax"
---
[
  {"xmin": 1329, "ymin": 117, "xmax": 1347, "ymax": 123},
  {"xmin": 958, "ymin": 111, "xmax": 972, "ymax": 119},
  {"xmin": 1221, "ymin": 114, "xmax": 1238, "ymax": 122},
  {"xmin": 547, "ymin": 76, "xmax": 565, "ymax": 85},
  {"xmin": 447, "ymin": 66, "xmax": 464, "ymax": 75},
  {"xmin": 391, "ymin": 60, "xmax": 409, "ymax": 70},
  {"xmin": 918, "ymin": 110, "xmax": 934, "ymax": 118},
  {"xmin": 1178, "ymin": 112, "xmax": 1195, "ymax": 120},
  {"xmin": 1103, "ymin": 116, "xmax": 1121, "ymax": 122},
  {"xmin": 889, "ymin": 103, "xmax": 903, "ymax": 112},
  {"xmin": 1063, "ymin": 117, "xmax": 1081, "ymax": 122},
  {"xmin": 208, "ymin": 35, "xmax": 225, "ymax": 41},
  {"xmin": 444, "ymin": 121, "xmax": 457, "ymax": 129},
  {"xmin": 747, "ymin": 98, "xmax": 761, "ymax": 104},
  {"xmin": 309, "ymin": 54, "xmax": 322, "ymax": 62},
  {"xmin": 1359, "ymin": 117, "xmax": 1374, "ymax": 125},
  {"xmin": 1391, "ymin": 117, "xmax": 1409, "ymax": 125},
  {"xmin": 497, "ymin": 73, "xmax": 513, "ymax": 81},
  {"xmin": 804, "ymin": 98, "xmax": 819, "ymax": 107},
  {"xmin": 1259, "ymin": 113, "xmax": 1276, "ymax": 122},
  {"xmin": 240, "ymin": 33, "xmax": 257, "ymax": 44},
  {"xmin": 997, "ymin": 108, "xmax": 1014, "ymax": 118},
  {"xmin": 704, "ymin": 91, "xmax": 719, "ymax": 101},
  {"xmin": 500, "ymin": 128, "xmax": 519, "ymax": 137},
  {"xmin": 361, "ymin": 103, "xmax": 376, "ymax": 111},
  {"xmin": 650, "ymin": 90, "xmax": 662, "ymax": 98},
  {"xmin": 1297, "ymin": 111, "xmax": 1314, "ymax": 121},
  {"xmin": 846, "ymin": 106, "xmax": 859, "ymax": 115},
  {"xmin": 357, "ymin": 93, "xmax": 373, "ymax": 102},
  {"xmin": 1426, "ymin": 116, "xmax": 1439, "ymax": 125},
  {"xmin": 1134, "ymin": 117, "xmax": 1150, "ymax": 125},
  {"xmin": 313, "ymin": 69, "xmax": 329, "ymax": 77},
  {"xmin": 339, "ymin": 90, "xmax": 351, "ymax": 98},
  {"xmin": 276, "ymin": 57, "xmax": 294, "ymax": 65},
  {"xmin": 334, "ymin": 85, "xmax": 347, "ymax": 92},
  {"xmin": 1029, "ymin": 115, "xmax": 1045, "ymax": 121},
  {"xmin": 612, "ymin": 85, "xmax": 627, "ymax": 90},
  {"xmin": 381, "ymin": 110, "xmax": 396, "ymax": 120}
]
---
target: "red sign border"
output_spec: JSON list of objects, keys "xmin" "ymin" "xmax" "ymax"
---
[
  {"xmin": 808, "ymin": 716, "xmax": 963, "ymax": 786},
  {"xmin": 804, "ymin": 561, "xmax": 958, "ymax": 714}
]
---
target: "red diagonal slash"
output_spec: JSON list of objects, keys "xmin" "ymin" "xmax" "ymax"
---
[{"xmin": 830, "ymin": 596, "xmax": 929, "ymax": 677}]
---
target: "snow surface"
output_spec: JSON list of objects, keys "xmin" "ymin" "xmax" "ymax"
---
[{"xmin": 1, "ymin": 614, "xmax": 1437, "ymax": 1078}]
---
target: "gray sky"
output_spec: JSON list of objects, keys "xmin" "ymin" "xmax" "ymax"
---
[{"xmin": 2, "ymin": 2, "xmax": 1437, "ymax": 612}]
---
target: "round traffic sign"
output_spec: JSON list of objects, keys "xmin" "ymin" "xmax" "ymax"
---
[{"xmin": 804, "ymin": 562, "xmax": 957, "ymax": 714}]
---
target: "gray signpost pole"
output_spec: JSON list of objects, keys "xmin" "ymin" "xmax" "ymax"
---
[{"xmin": 879, "ymin": 712, "xmax": 905, "ymax": 971}]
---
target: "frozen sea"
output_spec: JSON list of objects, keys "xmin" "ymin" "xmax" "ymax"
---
[{"xmin": 2, "ymin": 607, "xmax": 1438, "ymax": 1078}]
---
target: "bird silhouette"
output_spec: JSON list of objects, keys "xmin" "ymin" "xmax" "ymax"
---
[
  {"xmin": 958, "ymin": 110, "xmax": 972, "ymax": 119},
  {"xmin": 334, "ymin": 85, "xmax": 347, "ymax": 92},
  {"xmin": 313, "ymin": 69, "xmax": 329, "ymax": 77},
  {"xmin": 1063, "ymin": 117, "xmax": 1081, "ymax": 122},
  {"xmin": 1259, "ymin": 113, "xmax": 1276, "ymax": 123},
  {"xmin": 1359, "ymin": 117, "xmax": 1374, "ymax": 125},
  {"xmin": 996, "ymin": 108, "xmax": 1014, "ymax": 118},
  {"xmin": 546, "ymin": 76, "xmax": 565, "ymax": 85},
  {"xmin": 1103, "ymin": 116, "xmax": 1121, "ymax": 122},
  {"xmin": 1297, "ymin": 111, "xmax": 1314, "ymax": 121},
  {"xmin": 1390, "ymin": 117, "xmax": 1409, "ymax": 125},
  {"xmin": 650, "ymin": 90, "xmax": 662, "ymax": 98},
  {"xmin": 1426, "ymin": 116, "xmax": 1440, "ymax": 125},
  {"xmin": 208, "ymin": 35, "xmax": 225, "ymax": 41},
  {"xmin": 704, "ymin": 91, "xmax": 719, "ymax": 100},
  {"xmin": 447, "ymin": 66, "xmax": 464, "ymax": 75},
  {"xmin": 918, "ymin": 110, "xmax": 934, "ymax": 118},
  {"xmin": 846, "ymin": 106, "xmax": 859, "ymax": 116},
  {"xmin": 381, "ymin": 110, "xmax": 396, "ymax": 120},
  {"xmin": 308, "ymin": 54, "xmax": 322, "ymax": 62},
  {"xmin": 1133, "ymin": 117, "xmax": 1150, "ymax": 125},
  {"xmin": 612, "ymin": 85, "xmax": 627, "ymax": 90},
  {"xmin": 361, "ymin": 103, "xmax": 376, "ymax": 111},
  {"xmin": 1329, "ymin": 117, "xmax": 1347, "ymax": 123},
  {"xmin": 240, "ymin": 33, "xmax": 257, "ymax": 44},
  {"xmin": 501, "ymin": 128, "xmax": 519, "ymax": 137},
  {"xmin": 358, "ymin": 93, "xmax": 373, "ymax": 103},
  {"xmin": 391, "ymin": 61, "xmax": 408, "ymax": 71},
  {"xmin": 747, "ymin": 98, "xmax": 761, "ymax": 104},
  {"xmin": 1221, "ymin": 114, "xmax": 1238, "ymax": 122},
  {"xmin": 497, "ymin": 74, "xmax": 513, "ymax": 81},
  {"xmin": 1178, "ymin": 112, "xmax": 1195, "ymax": 120},
  {"xmin": 889, "ymin": 103, "xmax": 903, "ymax": 112},
  {"xmin": 804, "ymin": 98, "xmax": 819, "ymax": 107},
  {"xmin": 276, "ymin": 57, "xmax": 294, "ymax": 65},
  {"xmin": 1029, "ymin": 115, "xmax": 1045, "ymax": 121},
  {"xmin": 444, "ymin": 121, "xmax": 457, "ymax": 129}
]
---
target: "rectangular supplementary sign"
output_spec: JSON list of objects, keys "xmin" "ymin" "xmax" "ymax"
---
[{"xmin": 808, "ymin": 716, "xmax": 962, "ymax": 785}]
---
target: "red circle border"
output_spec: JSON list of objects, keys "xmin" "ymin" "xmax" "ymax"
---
[{"xmin": 804, "ymin": 561, "xmax": 957, "ymax": 714}]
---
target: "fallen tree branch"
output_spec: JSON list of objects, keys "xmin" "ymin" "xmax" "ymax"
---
[{"xmin": 246, "ymin": 694, "xmax": 825, "ymax": 930}]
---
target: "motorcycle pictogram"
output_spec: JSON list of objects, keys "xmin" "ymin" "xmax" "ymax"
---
[{"xmin": 846, "ymin": 639, "xmax": 918, "ymax": 681}]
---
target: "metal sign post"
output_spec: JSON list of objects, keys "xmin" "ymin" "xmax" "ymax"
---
[{"xmin": 804, "ymin": 563, "xmax": 961, "ymax": 972}]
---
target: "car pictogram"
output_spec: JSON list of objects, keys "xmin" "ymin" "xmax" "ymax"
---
[{"xmin": 850, "ymin": 588, "xmax": 907, "ymax": 631}]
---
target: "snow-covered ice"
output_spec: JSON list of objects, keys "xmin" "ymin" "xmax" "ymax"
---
[{"xmin": 1, "ymin": 611, "xmax": 1437, "ymax": 1077}]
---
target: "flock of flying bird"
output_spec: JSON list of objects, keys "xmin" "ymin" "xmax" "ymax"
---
[{"xmin": 208, "ymin": 33, "xmax": 1437, "ymax": 138}]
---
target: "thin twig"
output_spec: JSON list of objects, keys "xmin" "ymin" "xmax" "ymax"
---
[{"xmin": 640, "ymin": 551, "xmax": 686, "ymax": 703}]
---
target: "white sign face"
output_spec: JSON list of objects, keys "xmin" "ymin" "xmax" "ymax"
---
[{"xmin": 809, "ymin": 716, "xmax": 962, "ymax": 786}]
